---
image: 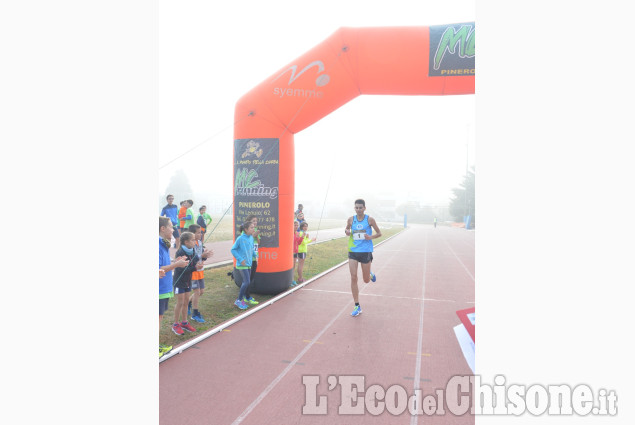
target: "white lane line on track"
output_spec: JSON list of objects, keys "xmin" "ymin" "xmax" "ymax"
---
[
  {"xmin": 410, "ymin": 229, "xmax": 428, "ymax": 425},
  {"xmin": 230, "ymin": 301, "xmax": 349, "ymax": 425},
  {"xmin": 441, "ymin": 235, "xmax": 475, "ymax": 282},
  {"xmin": 230, "ymin": 235, "xmax": 403, "ymax": 424},
  {"xmin": 300, "ymin": 288, "xmax": 464, "ymax": 304}
]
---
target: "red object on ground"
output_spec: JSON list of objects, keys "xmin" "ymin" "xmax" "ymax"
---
[{"xmin": 456, "ymin": 307, "xmax": 476, "ymax": 343}]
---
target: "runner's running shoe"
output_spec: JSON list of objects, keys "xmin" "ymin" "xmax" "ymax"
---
[
  {"xmin": 370, "ymin": 272, "xmax": 376, "ymax": 282},
  {"xmin": 180, "ymin": 321, "xmax": 196, "ymax": 332},
  {"xmin": 172, "ymin": 323, "xmax": 184, "ymax": 335},
  {"xmin": 351, "ymin": 305, "xmax": 362, "ymax": 317},
  {"xmin": 187, "ymin": 302, "xmax": 192, "ymax": 317},
  {"xmin": 234, "ymin": 299, "xmax": 248, "ymax": 310},
  {"xmin": 243, "ymin": 297, "xmax": 259, "ymax": 305}
]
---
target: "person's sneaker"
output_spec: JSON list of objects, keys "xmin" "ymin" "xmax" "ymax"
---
[
  {"xmin": 172, "ymin": 323, "xmax": 184, "ymax": 335},
  {"xmin": 234, "ymin": 299, "xmax": 248, "ymax": 310},
  {"xmin": 243, "ymin": 297, "xmax": 259, "ymax": 305},
  {"xmin": 159, "ymin": 344, "xmax": 172, "ymax": 358},
  {"xmin": 351, "ymin": 305, "xmax": 362, "ymax": 317},
  {"xmin": 187, "ymin": 302, "xmax": 192, "ymax": 317},
  {"xmin": 370, "ymin": 272, "xmax": 376, "ymax": 282},
  {"xmin": 191, "ymin": 313, "xmax": 206, "ymax": 323},
  {"xmin": 181, "ymin": 321, "xmax": 196, "ymax": 332},
  {"xmin": 291, "ymin": 280, "xmax": 297, "ymax": 287}
]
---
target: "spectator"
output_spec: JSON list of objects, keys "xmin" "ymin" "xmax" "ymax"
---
[
  {"xmin": 291, "ymin": 220, "xmax": 302, "ymax": 287},
  {"xmin": 160, "ymin": 194, "xmax": 180, "ymax": 249},
  {"xmin": 159, "ymin": 217, "xmax": 188, "ymax": 358},
  {"xmin": 295, "ymin": 221, "xmax": 316, "ymax": 284},
  {"xmin": 178, "ymin": 201, "xmax": 188, "ymax": 235},
  {"xmin": 230, "ymin": 220, "xmax": 258, "ymax": 310},
  {"xmin": 245, "ymin": 214, "xmax": 261, "ymax": 296},
  {"xmin": 183, "ymin": 200, "xmax": 196, "ymax": 231},
  {"xmin": 171, "ymin": 231, "xmax": 203, "ymax": 336},
  {"xmin": 187, "ymin": 224, "xmax": 214, "ymax": 323},
  {"xmin": 197, "ymin": 205, "xmax": 212, "ymax": 242},
  {"xmin": 296, "ymin": 211, "xmax": 305, "ymax": 226}
]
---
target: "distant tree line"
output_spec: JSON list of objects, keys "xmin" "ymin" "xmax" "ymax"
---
[
  {"xmin": 449, "ymin": 166, "xmax": 475, "ymax": 226},
  {"xmin": 395, "ymin": 202, "xmax": 450, "ymax": 224}
]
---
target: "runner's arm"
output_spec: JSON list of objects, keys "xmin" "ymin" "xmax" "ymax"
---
[
  {"xmin": 368, "ymin": 217, "xmax": 382, "ymax": 239},
  {"xmin": 344, "ymin": 217, "xmax": 353, "ymax": 235}
]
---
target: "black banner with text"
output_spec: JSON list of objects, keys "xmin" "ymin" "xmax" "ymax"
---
[{"xmin": 234, "ymin": 138, "xmax": 280, "ymax": 247}]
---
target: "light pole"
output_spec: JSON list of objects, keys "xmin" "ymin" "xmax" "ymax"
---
[{"xmin": 464, "ymin": 124, "xmax": 470, "ymax": 229}]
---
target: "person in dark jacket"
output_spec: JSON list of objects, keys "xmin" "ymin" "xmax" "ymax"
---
[
  {"xmin": 197, "ymin": 205, "xmax": 212, "ymax": 242},
  {"xmin": 171, "ymin": 231, "xmax": 203, "ymax": 335}
]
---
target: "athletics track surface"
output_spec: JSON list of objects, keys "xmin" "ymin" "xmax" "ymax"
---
[{"xmin": 160, "ymin": 224, "xmax": 475, "ymax": 425}]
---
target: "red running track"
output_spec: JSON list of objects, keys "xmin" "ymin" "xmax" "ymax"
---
[{"xmin": 160, "ymin": 224, "xmax": 474, "ymax": 425}]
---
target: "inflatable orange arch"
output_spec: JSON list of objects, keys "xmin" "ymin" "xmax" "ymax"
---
[{"xmin": 233, "ymin": 23, "xmax": 475, "ymax": 294}]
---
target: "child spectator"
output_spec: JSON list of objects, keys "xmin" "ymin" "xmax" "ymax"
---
[
  {"xmin": 245, "ymin": 215, "xmax": 261, "ymax": 299},
  {"xmin": 159, "ymin": 217, "xmax": 188, "ymax": 358},
  {"xmin": 187, "ymin": 224, "xmax": 214, "ymax": 323},
  {"xmin": 291, "ymin": 220, "xmax": 302, "ymax": 286},
  {"xmin": 296, "ymin": 211, "xmax": 305, "ymax": 226},
  {"xmin": 295, "ymin": 203, "xmax": 303, "ymax": 219},
  {"xmin": 178, "ymin": 201, "xmax": 188, "ymax": 235},
  {"xmin": 171, "ymin": 231, "xmax": 203, "ymax": 335},
  {"xmin": 197, "ymin": 205, "xmax": 212, "ymax": 242},
  {"xmin": 183, "ymin": 200, "xmax": 196, "ymax": 230},
  {"xmin": 296, "ymin": 221, "xmax": 317, "ymax": 283},
  {"xmin": 230, "ymin": 220, "xmax": 257, "ymax": 310}
]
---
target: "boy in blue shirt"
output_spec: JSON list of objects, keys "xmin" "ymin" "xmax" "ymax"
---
[
  {"xmin": 230, "ymin": 220, "xmax": 256, "ymax": 310},
  {"xmin": 159, "ymin": 217, "xmax": 188, "ymax": 358}
]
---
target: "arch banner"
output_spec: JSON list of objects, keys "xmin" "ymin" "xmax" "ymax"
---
[{"xmin": 234, "ymin": 23, "xmax": 475, "ymax": 294}]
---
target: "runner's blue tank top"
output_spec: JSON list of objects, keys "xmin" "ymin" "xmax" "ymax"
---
[{"xmin": 348, "ymin": 214, "xmax": 373, "ymax": 252}]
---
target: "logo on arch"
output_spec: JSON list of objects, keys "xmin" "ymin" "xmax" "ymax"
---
[
  {"xmin": 429, "ymin": 22, "xmax": 475, "ymax": 77},
  {"xmin": 272, "ymin": 60, "xmax": 329, "ymax": 100}
]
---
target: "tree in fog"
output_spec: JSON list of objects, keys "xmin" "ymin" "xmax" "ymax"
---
[
  {"xmin": 163, "ymin": 169, "xmax": 194, "ymax": 204},
  {"xmin": 449, "ymin": 167, "xmax": 475, "ymax": 225}
]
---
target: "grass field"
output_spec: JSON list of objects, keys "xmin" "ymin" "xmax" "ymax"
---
[{"xmin": 160, "ymin": 225, "xmax": 404, "ymax": 349}]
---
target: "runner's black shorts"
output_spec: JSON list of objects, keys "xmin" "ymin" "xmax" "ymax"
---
[{"xmin": 348, "ymin": 251, "xmax": 373, "ymax": 264}]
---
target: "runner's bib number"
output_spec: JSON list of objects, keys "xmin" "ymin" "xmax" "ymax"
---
[{"xmin": 352, "ymin": 230, "xmax": 366, "ymax": 240}]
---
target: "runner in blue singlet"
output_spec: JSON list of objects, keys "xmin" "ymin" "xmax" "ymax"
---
[{"xmin": 344, "ymin": 199, "xmax": 382, "ymax": 317}]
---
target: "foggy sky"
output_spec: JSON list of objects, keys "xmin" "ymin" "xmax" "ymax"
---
[{"xmin": 159, "ymin": 1, "xmax": 475, "ymax": 212}]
